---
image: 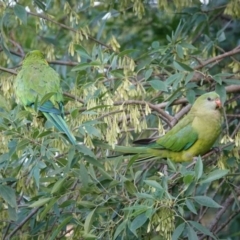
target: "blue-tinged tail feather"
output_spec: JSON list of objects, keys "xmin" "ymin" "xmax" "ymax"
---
[{"xmin": 39, "ymin": 101, "xmax": 76, "ymax": 145}]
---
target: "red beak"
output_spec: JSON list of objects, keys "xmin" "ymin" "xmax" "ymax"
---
[{"xmin": 215, "ymin": 98, "xmax": 222, "ymax": 108}]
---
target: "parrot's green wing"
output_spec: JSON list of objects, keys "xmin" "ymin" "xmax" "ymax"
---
[{"xmin": 155, "ymin": 115, "xmax": 198, "ymax": 152}]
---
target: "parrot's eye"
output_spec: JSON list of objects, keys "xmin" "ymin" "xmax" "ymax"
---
[{"xmin": 207, "ymin": 97, "xmax": 212, "ymax": 101}]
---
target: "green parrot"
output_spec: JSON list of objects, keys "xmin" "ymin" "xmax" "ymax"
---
[
  {"xmin": 14, "ymin": 50, "xmax": 76, "ymax": 145},
  {"xmin": 101, "ymin": 92, "xmax": 222, "ymax": 162}
]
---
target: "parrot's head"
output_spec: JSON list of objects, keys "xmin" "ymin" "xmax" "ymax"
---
[
  {"xmin": 192, "ymin": 92, "xmax": 222, "ymax": 113},
  {"xmin": 22, "ymin": 50, "xmax": 48, "ymax": 66}
]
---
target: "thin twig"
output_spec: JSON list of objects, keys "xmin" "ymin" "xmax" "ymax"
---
[
  {"xmin": 231, "ymin": 121, "xmax": 240, "ymax": 139},
  {"xmin": 49, "ymin": 60, "xmax": 78, "ymax": 66},
  {"xmin": 28, "ymin": 12, "xmax": 114, "ymax": 51},
  {"xmin": 214, "ymin": 208, "xmax": 240, "ymax": 234},
  {"xmin": 194, "ymin": 46, "xmax": 240, "ymax": 70},
  {"xmin": 0, "ymin": 66, "xmax": 17, "ymax": 75},
  {"xmin": 209, "ymin": 188, "xmax": 240, "ymax": 232},
  {"xmin": 63, "ymin": 92, "xmax": 84, "ymax": 104},
  {"xmin": 5, "ymin": 207, "xmax": 40, "ymax": 240}
]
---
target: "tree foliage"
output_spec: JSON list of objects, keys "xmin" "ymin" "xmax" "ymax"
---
[{"xmin": 1, "ymin": 0, "xmax": 240, "ymax": 239}]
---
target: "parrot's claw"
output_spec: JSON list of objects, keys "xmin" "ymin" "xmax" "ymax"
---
[{"xmin": 212, "ymin": 146, "xmax": 221, "ymax": 155}]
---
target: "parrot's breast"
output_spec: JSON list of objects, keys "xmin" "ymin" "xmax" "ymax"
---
[{"xmin": 187, "ymin": 110, "xmax": 222, "ymax": 157}]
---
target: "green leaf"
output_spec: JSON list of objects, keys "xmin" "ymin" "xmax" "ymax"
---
[
  {"xmin": 178, "ymin": 205, "xmax": 184, "ymax": 217},
  {"xmin": 34, "ymin": 0, "xmax": 46, "ymax": 10},
  {"xmin": 130, "ymin": 213, "xmax": 148, "ymax": 236},
  {"xmin": 71, "ymin": 61, "xmax": 101, "ymax": 71},
  {"xmin": 113, "ymin": 220, "xmax": 127, "ymax": 240},
  {"xmin": 222, "ymin": 78, "xmax": 240, "ymax": 85},
  {"xmin": 173, "ymin": 61, "xmax": 193, "ymax": 72},
  {"xmin": 172, "ymin": 223, "xmax": 185, "ymax": 240},
  {"xmin": 124, "ymin": 180, "xmax": 137, "ymax": 195},
  {"xmin": 185, "ymin": 199, "xmax": 197, "ymax": 214},
  {"xmin": 51, "ymin": 177, "xmax": 66, "ymax": 194},
  {"xmin": 149, "ymin": 80, "xmax": 168, "ymax": 92},
  {"xmin": 186, "ymin": 89, "xmax": 196, "ymax": 104},
  {"xmin": 66, "ymin": 146, "xmax": 76, "ymax": 169},
  {"xmin": 118, "ymin": 49, "xmax": 139, "ymax": 57},
  {"xmin": 152, "ymin": 41, "xmax": 160, "ymax": 49},
  {"xmin": 217, "ymin": 31, "xmax": 226, "ymax": 42},
  {"xmin": 183, "ymin": 174, "xmax": 194, "ymax": 185},
  {"xmin": 166, "ymin": 73, "xmax": 183, "ymax": 85},
  {"xmin": 176, "ymin": 44, "xmax": 184, "ymax": 59},
  {"xmin": 0, "ymin": 185, "xmax": 17, "ymax": 208},
  {"xmin": 39, "ymin": 198, "xmax": 58, "ymax": 220},
  {"xmin": 135, "ymin": 193, "xmax": 155, "ymax": 200},
  {"xmin": 50, "ymin": 216, "xmax": 73, "ymax": 240},
  {"xmin": 29, "ymin": 198, "xmax": 52, "ymax": 208},
  {"xmin": 0, "ymin": 94, "xmax": 10, "ymax": 110},
  {"xmin": 189, "ymin": 221, "xmax": 216, "ymax": 239},
  {"xmin": 78, "ymin": 201, "xmax": 96, "ymax": 209},
  {"xmin": 181, "ymin": 42, "xmax": 196, "ymax": 49},
  {"xmin": 185, "ymin": 71, "xmax": 194, "ymax": 84},
  {"xmin": 80, "ymin": 162, "xmax": 89, "ymax": 188},
  {"xmin": 14, "ymin": 4, "xmax": 27, "ymax": 24},
  {"xmin": 200, "ymin": 169, "xmax": 229, "ymax": 184},
  {"xmin": 187, "ymin": 225, "xmax": 198, "ymax": 240},
  {"xmin": 84, "ymin": 155, "xmax": 103, "ymax": 169},
  {"xmin": 194, "ymin": 156, "xmax": 203, "ymax": 180},
  {"xmin": 127, "ymin": 154, "xmax": 141, "ymax": 168},
  {"xmin": 144, "ymin": 180, "xmax": 163, "ymax": 191},
  {"xmin": 98, "ymin": 167, "xmax": 113, "ymax": 180},
  {"xmin": 75, "ymin": 44, "xmax": 92, "ymax": 60},
  {"xmin": 212, "ymin": 75, "xmax": 222, "ymax": 84},
  {"xmin": 123, "ymin": 205, "xmax": 149, "ymax": 213},
  {"xmin": 17, "ymin": 139, "xmax": 30, "ymax": 151},
  {"xmin": 145, "ymin": 69, "xmax": 153, "ymax": 80},
  {"xmin": 84, "ymin": 209, "xmax": 96, "ymax": 234},
  {"xmin": 166, "ymin": 35, "xmax": 172, "ymax": 42},
  {"xmin": 193, "ymin": 196, "xmax": 222, "ymax": 208},
  {"xmin": 82, "ymin": 233, "xmax": 98, "ymax": 239},
  {"xmin": 32, "ymin": 164, "xmax": 41, "ymax": 188},
  {"xmin": 84, "ymin": 125, "xmax": 102, "ymax": 138},
  {"xmin": 76, "ymin": 145, "xmax": 96, "ymax": 158},
  {"xmin": 216, "ymin": 83, "xmax": 227, "ymax": 104},
  {"xmin": 166, "ymin": 158, "xmax": 177, "ymax": 171},
  {"xmin": 8, "ymin": 204, "xmax": 17, "ymax": 221}
]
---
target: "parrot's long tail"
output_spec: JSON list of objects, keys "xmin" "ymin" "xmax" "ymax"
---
[
  {"xmin": 38, "ymin": 101, "xmax": 76, "ymax": 145},
  {"xmin": 43, "ymin": 112, "xmax": 76, "ymax": 145}
]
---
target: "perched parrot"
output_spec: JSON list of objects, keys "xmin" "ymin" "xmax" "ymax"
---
[
  {"xmin": 101, "ymin": 92, "xmax": 222, "ymax": 162},
  {"xmin": 14, "ymin": 50, "xmax": 76, "ymax": 145}
]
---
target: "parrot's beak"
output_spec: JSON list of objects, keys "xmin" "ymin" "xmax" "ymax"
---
[{"xmin": 215, "ymin": 98, "xmax": 222, "ymax": 108}]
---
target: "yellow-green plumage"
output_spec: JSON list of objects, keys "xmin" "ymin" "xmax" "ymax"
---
[
  {"xmin": 103, "ymin": 92, "xmax": 222, "ymax": 162},
  {"xmin": 14, "ymin": 50, "xmax": 76, "ymax": 145}
]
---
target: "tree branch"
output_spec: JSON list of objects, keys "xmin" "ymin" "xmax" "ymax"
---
[
  {"xmin": 194, "ymin": 45, "xmax": 240, "ymax": 70},
  {"xmin": 0, "ymin": 66, "xmax": 17, "ymax": 75}
]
